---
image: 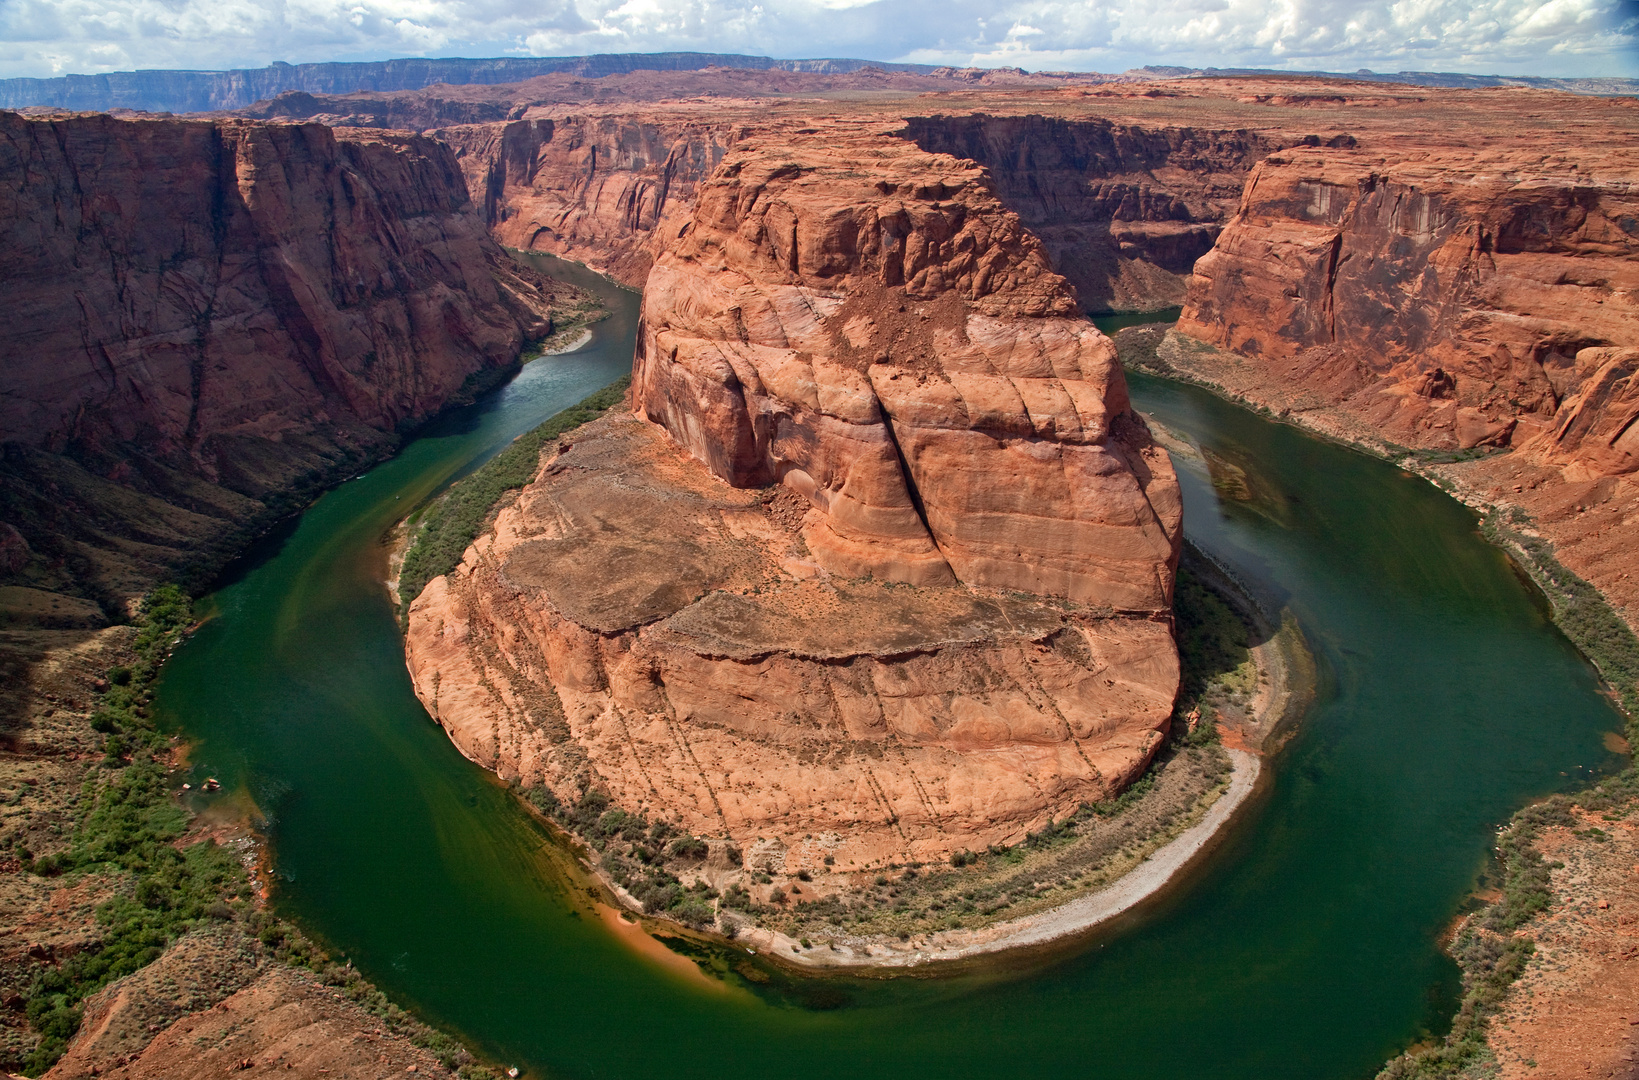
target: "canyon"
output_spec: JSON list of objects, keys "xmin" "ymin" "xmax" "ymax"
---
[
  {"xmin": 337, "ymin": 72, "xmax": 1635, "ymax": 633},
  {"xmin": 0, "ymin": 58, "xmax": 1635, "ymax": 1078}
]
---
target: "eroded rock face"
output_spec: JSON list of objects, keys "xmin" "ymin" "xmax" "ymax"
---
[
  {"xmin": 900, "ymin": 114, "xmax": 1272, "ymax": 312},
  {"xmin": 407, "ymin": 415, "xmax": 1179, "ymax": 868},
  {"xmin": 1, "ymin": 113, "xmax": 555, "ymax": 461},
  {"xmin": 633, "ymin": 129, "xmax": 1182, "ymax": 610},
  {"xmin": 407, "ymin": 126, "xmax": 1183, "ymax": 868},
  {"xmin": 440, "ymin": 115, "xmax": 739, "ymax": 284},
  {"xmin": 1178, "ymin": 146, "xmax": 1639, "ymax": 465},
  {"xmin": 0, "ymin": 111, "xmax": 573, "ymax": 602}
]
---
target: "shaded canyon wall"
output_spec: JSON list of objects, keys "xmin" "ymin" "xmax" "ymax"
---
[{"xmin": 0, "ymin": 112, "xmax": 571, "ymax": 609}]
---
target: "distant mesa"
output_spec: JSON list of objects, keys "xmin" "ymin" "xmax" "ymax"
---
[{"xmin": 2, "ymin": 53, "xmax": 1631, "ymax": 115}]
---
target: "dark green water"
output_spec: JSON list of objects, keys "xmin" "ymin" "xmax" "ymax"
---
[{"xmin": 154, "ymin": 271, "xmax": 1625, "ymax": 1080}]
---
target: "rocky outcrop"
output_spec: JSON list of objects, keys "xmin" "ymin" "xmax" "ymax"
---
[
  {"xmin": 407, "ymin": 415, "xmax": 1179, "ymax": 869},
  {"xmin": 634, "ymin": 128, "xmax": 1182, "ymax": 607},
  {"xmin": 0, "ymin": 111, "xmax": 578, "ymax": 606},
  {"xmin": 406, "ymin": 125, "xmax": 1182, "ymax": 869}
]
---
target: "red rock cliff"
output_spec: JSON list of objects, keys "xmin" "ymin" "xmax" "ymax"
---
[
  {"xmin": 634, "ymin": 126, "xmax": 1182, "ymax": 610},
  {"xmin": 0, "ymin": 112, "xmax": 572, "ymax": 605},
  {"xmin": 1178, "ymin": 143, "xmax": 1639, "ymax": 458},
  {"xmin": 1162, "ymin": 99, "xmax": 1639, "ymax": 625},
  {"xmin": 440, "ymin": 113, "xmax": 739, "ymax": 284}
]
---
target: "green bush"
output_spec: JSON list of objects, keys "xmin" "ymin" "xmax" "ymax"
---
[
  {"xmin": 666, "ymin": 836, "xmax": 709, "ymax": 861},
  {"xmin": 398, "ymin": 377, "xmax": 630, "ymax": 616}
]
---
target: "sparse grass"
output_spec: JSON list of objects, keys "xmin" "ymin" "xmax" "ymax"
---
[
  {"xmin": 526, "ymin": 784, "xmax": 722, "ymax": 929},
  {"xmin": 1174, "ymin": 564, "xmax": 1258, "ymax": 713},
  {"xmin": 397, "ymin": 376, "xmax": 631, "ymax": 619}
]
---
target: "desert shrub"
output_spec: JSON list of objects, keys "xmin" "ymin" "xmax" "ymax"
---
[{"xmin": 666, "ymin": 836, "xmax": 709, "ymax": 861}]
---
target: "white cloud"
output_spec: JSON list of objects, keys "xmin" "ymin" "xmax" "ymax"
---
[{"xmin": 0, "ymin": 0, "xmax": 1631, "ymax": 80}]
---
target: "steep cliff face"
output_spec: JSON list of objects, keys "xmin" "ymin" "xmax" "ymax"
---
[
  {"xmin": 439, "ymin": 115, "xmax": 739, "ymax": 285},
  {"xmin": 406, "ymin": 125, "xmax": 1183, "ymax": 869},
  {"xmin": 634, "ymin": 128, "xmax": 1182, "ymax": 607},
  {"xmin": 1177, "ymin": 145, "xmax": 1639, "ymax": 459},
  {"xmin": 1156, "ymin": 123, "xmax": 1639, "ymax": 627},
  {"xmin": 436, "ymin": 109, "xmax": 1267, "ymax": 308},
  {"xmin": 900, "ymin": 113, "xmax": 1274, "ymax": 311},
  {"xmin": 0, "ymin": 112, "xmax": 573, "ymax": 606}
]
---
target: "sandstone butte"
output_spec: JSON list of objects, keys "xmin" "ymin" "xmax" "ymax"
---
[{"xmin": 405, "ymin": 124, "xmax": 1185, "ymax": 869}]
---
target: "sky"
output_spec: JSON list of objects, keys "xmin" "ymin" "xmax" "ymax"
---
[{"xmin": 0, "ymin": 0, "xmax": 1634, "ymax": 81}]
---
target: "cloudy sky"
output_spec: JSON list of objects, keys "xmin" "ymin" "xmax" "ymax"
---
[{"xmin": 1, "ymin": 0, "xmax": 1634, "ymax": 80}]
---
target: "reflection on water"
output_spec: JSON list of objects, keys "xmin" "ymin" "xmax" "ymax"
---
[{"xmin": 154, "ymin": 266, "xmax": 1626, "ymax": 1080}]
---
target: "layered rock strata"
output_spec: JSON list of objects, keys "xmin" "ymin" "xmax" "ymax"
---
[
  {"xmin": 633, "ymin": 130, "xmax": 1183, "ymax": 608},
  {"xmin": 407, "ymin": 415, "xmax": 1179, "ymax": 868},
  {"xmin": 439, "ymin": 114, "xmax": 735, "ymax": 283},
  {"xmin": 1178, "ymin": 144, "xmax": 1639, "ymax": 459},
  {"xmin": 407, "ymin": 127, "xmax": 1183, "ymax": 868},
  {"xmin": 0, "ymin": 111, "xmax": 578, "ymax": 605},
  {"xmin": 900, "ymin": 114, "xmax": 1275, "ymax": 311},
  {"xmin": 1164, "ymin": 128, "xmax": 1639, "ymax": 625}
]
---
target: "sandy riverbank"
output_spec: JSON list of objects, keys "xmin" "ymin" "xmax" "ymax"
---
[
  {"xmin": 713, "ymin": 598, "xmax": 1307, "ymax": 971},
  {"xmin": 731, "ymin": 747, "xmax": 1262, "ymax": 969}
]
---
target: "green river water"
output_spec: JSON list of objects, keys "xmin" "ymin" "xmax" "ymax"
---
[{"xmin": 154, "ymin": 260, "xmax": 1626, "ymax": 1080}]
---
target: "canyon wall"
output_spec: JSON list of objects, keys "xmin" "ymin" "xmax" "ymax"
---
[
  {"xmin": 1161, "ymin": 121, "xmax": 1639, "ymax": 623},
  {"xmin": 1178, "ymin": 144, "xmax": 1639, "ymax": 456},
  {"xmin": 0, "ymin": 112, "xmax": 573, "ymax": 608},
  {"xmin": 439, "ymin": 115, "xmax": 739, "ymax": 285},
  {"xmin": 438, "ymin": 109, "xmax": 1268, "ymax": 309},
  {"xmin": 237, "ymin": 88, "xmax": 1274, "ymax": 306},
  {"xmin": 406, "ymin": 124, "xmax": 1184, "ymax": 869},
  {"xmin": 900, "ymin": 113, "xmax": 1274, "ymax": 311}
]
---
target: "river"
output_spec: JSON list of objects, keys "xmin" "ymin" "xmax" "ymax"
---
[{"xmin": 154, "ymin": 259, "xmax": 1626, "ymax": 1080}]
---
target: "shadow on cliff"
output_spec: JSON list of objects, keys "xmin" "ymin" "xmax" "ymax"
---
[{"xmin": 896, "ymin": 115, "xmax": 1270, "ymax": 315}]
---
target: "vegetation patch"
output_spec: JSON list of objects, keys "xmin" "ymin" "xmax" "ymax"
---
[
  {"xmin": 723, "ymin": 728, "xmax": 1232, "ymax": 945},
  {"xmin": 14, "ymin": 586, "xmax": 230, "ymax": 1073},
  {"xmin": 525, "ymin": 784, "xmax": 724, "ymax": 928},
  {"xmin": 1174, "ymin": 563, "xmax": 1259, "ymax": 715},
  {"xmin": 1482, "ymin": 510, "xmax": 1639, "ymax": 718},
  {"xmin": 397, "ymin": 376, "xmax": 631, "ymax": 618},
  {"xmin": 11, "ymin": 587, "xmax": 504, "ymax": 1078}
]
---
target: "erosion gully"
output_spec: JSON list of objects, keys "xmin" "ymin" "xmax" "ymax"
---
[{"xmin": 154, "ymin": 260, "xmax": 1625, "ymax": 1080}]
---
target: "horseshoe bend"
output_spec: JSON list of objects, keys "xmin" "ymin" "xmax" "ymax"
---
[{"xmin": 404, "ymin": 127, "xmax": 1190, "ymax": 881}]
